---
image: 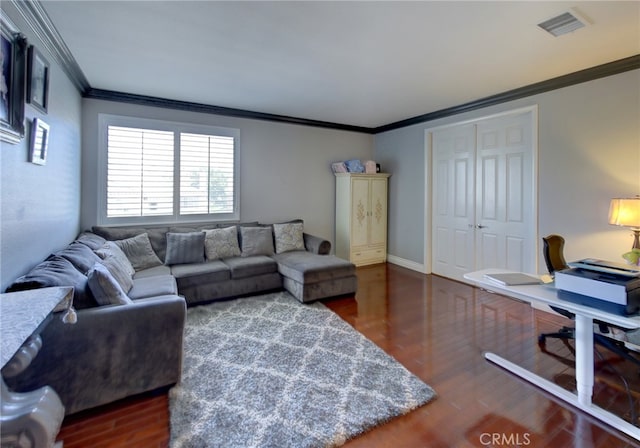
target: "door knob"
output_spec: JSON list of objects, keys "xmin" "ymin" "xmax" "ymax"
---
[{"xmin": 476, "ymin": 224, "xmax": 487, "ymax": 229}]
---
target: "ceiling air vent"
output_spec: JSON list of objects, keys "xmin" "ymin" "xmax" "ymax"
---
[{"xmin": 538, "ymin": 10, "xmax": 588, "ymax": 37}]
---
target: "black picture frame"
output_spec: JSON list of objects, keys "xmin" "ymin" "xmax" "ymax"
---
[
  {"xmin": 0, "ymin": 12, "xmax": 27, "ymax": 144},
  {"xmin": 27, "ymin": 45, "xmax": 49, "ymax": 113},
  {"xmin": 29, "ymin": 117, "xmax": 49, "ymax": 165}
]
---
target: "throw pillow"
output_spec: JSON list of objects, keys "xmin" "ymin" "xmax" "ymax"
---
[
  {"xmin": 273, "ymin": 222, "xmax": 305, "ymax": 254},
  {"xmin": 95, "ymin": 241, "xmax": 135, "ymax": 277},
  {"xmin": 240, "ymin": 227, "xmax": 274, "ymax": 257},
  {"xmin": 75, "ymin": 232, "xmax": 106, "ymax": 250},
  {"xmin": 203, "ymin": 226, "xmax": 241, "ymax": 260},
  {"xmin": 99, "ymin": 255, "xmax": 134, "ymax": 293},
  {"xmin": 165, "ymin": 232, "xmax": 205, "ymax": 265},
  {"xmin": 115, "ymin": 233, "xmax": 163, "ymax": 271},
  {"xmin": 56, "ymin": 241, "xmax": 103, "ymax": 274},
  {"xmin": 87, "ymin": 262, "xmax": 133, "ymax": 306},
  {"xmin": 5, "ymin": 255, "xmax": 96, "ymax": 309}
]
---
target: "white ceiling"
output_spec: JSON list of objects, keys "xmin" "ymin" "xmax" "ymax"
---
[{"xmin": 41, "ymin": 1, "xmax": 640, "ymax": 129}]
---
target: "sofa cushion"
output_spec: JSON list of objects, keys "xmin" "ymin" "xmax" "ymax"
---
[
  {"xmin": 273, "ymin": 252, "xmax": 356, "ymax": 284},
  {"xmin": 98, "ymin": 255, "xmax": 134, "ymax": 293},
  {"xmin": 133, "ymin": 265, "xmax": 172, "ymax": 279},
  {"xmin": 92, "ymin": 226, "xmax": 169, "ymax": 262},
  {"xmin": 6, "ymin": 255, "xmax": 96, "ymax": 309},
  {"xmin": 240, "ymin": 227, "xmax": 274, "ymax": 257},
  {"xmin": 86, "ymin": 262, "xmax": 132, "ymax": 306},
  {"xmin": 203, "ymin": 226, "xmax": 241, "ymax": 260},
  {"xmin": 171, "ymin": 261, "xmax": 231, "ymax": 291},
  {"xmin": 273, "ymin": 222, "xmax": 305, "ymax": 254},
  {"xmin": 75, "ymin": 232, "xmax": 106, "ymax": 250},
  {"xmin": 114, "ymin": 233, "xmax": 163, "ymax": 271},
  {"xmin": 222, "ymin": 256, "xmax": 278, "ymax": 279},
  {"xmin": 170, "ymin": 261, "xmax": 230, "ymax": 282},
  {"xmin": 56, "ymin": 241, "xmax": 102, "ymax": 274},
  {"xmin": 165, "ymin": 232, "xmax": 205, "ymax": 265},
  {"xmin": 128, "ymin": 275, "xmax": 178, "ymax": 299},
  {"xmin": 95, "ymin": 241, "xmax": 135, "ymax": 277}
]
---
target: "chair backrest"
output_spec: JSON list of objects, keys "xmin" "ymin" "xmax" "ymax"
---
[{"xmin": 542, "ymin": 234, "xmax": 570, "ymax": 274}]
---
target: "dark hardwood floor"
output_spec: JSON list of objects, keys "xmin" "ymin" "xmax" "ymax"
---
[{"xmin": 57, "ymin": 263, "xmax": 640, "ymax": 447}]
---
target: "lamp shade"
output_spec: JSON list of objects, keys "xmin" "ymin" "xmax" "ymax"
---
[{"xmin": 608, "ymin": 197, "xmax": 640, "ymax": 228}]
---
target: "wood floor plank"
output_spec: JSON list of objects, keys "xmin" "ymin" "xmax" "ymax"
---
[{"xmin": 56, "ymin": 263, "xmax": 640, "ymax": 447}]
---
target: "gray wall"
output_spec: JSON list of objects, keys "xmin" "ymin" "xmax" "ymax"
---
[
  {"xmin": 375, "ymin": 69, "xmax": 640, "ymax": 273},
  {"xmin": 80, "ymin": 99, "xmax": 373, "ymax": 244},
  {"xmin": 0, "ymin": 4, "xmax": 83, "ymax": 291}
]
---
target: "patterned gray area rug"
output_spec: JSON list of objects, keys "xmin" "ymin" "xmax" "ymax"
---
[{"xmin": 169, "ymin": 292, "xmax": 436, "ymax": 448}]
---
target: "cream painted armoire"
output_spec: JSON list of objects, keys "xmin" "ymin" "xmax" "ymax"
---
[{"xmin": 335, "ymin": 173, "xmax": 391, "ymax": 266}]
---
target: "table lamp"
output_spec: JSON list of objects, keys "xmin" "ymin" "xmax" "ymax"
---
[{"xmin": 608, "ymin": 196, "xmax": 640, "ymax": 250}]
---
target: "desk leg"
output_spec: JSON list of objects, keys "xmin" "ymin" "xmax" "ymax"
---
[
  {"xmin": 574, "ymin": 314, "xmax": 594, "ymax": 406},
  {"xmin": 485, "ymin": 346, "xmax": 640, "ymax": 442}
]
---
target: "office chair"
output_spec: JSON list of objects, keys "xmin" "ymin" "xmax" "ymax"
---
[
  {"xmin": 537, "ymin": 235, "xmax": 576, "ymax": 348},
  {"xmin": 537, "ymin": 235, "xmax": 640, "ymax": 367}
]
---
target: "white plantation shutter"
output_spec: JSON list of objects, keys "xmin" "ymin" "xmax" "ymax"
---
[
  {"xmin": 107, "ymin": 126, "xmax": 174, "ymax": 217},
  {"xmin": 180, "ymin": 133, "xmax": 235, "ymax": 215},
  {"xmin": 100, "ymin": 115, "xmax": 239, "ymax": 224}
]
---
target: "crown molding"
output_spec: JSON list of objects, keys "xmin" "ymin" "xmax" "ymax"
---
[
  {"xmin": 374, "ymin": 54, "xmax": 640, "ymax": 134},
  {"xmin": 83, "ymin": 89, "xmax": 375, "ymax": 134},
  {"xmin": 10, "ymin": 0, "xmax": 89, "ymax": 92}
]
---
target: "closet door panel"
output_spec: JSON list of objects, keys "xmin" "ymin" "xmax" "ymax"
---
[
  {"xmin": 431, "ymin": 124, "xmax": 475, "ymax": 279},
  {"xmin": 434, "ymin": 226, "xmax": 450, "ymax": 269},
  {"xmin": 479, "ymin": 231, "xmax": 499, "ymax": 268},
  {"xmin": 479, "ymin": 155, "xmax": 499, "ymax": 221},
  {"xmin": 454, "ymin": 158, "xmax": 471, "ymax": 218},
  {"xmin": 506, "ymin": 153, "xmax": 524, "ymax": 223},
  {"xmin": 506, "ymin": 236, "xmax": 526, "ymax": 272},
  {"xmin": 475, "ymin": 111, "xmax": 534, "ymax": 273},
  {"xmin": 435, "ymin": 159, "xmax": 449, "ymax": 217},
  {"xmin": 454, "ymin": 228, "xmax": 472, "ymax": 270}
]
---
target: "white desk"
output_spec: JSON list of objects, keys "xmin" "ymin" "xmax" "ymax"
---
[{"xmin": 464, "ymin": 269, "xmax": 640, "ymax": 441}]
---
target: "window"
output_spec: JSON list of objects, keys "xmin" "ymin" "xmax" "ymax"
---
[{"xmin": 99, "ymin": 115, "xmax": 239, "ymax": 224}]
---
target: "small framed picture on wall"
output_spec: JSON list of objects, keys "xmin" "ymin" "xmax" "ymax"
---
[
  {"xmin": 27, "ymin": 45, "xmax": 49, "ymax": 113},
  {"xmin": 29, "ymin": 117, "xmax": 49, "ymax": 165}
]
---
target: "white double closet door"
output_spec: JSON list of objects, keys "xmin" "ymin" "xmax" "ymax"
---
[{"xmin": 431, "ymin": 108, "xmax": 537, "ymax": 282}]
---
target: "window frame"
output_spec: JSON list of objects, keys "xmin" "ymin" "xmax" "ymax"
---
[{"xmin": 97, "ymin": 114, "xmax": 240, "ymax": 226}]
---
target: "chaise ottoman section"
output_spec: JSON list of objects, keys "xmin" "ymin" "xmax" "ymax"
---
[{"xmin": 273, "ymin": 251, "xmax": 357, "ymax": 302}]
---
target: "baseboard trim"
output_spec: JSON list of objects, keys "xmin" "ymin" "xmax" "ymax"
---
[{"xmin": 386, "ymin": 255, "xmax": 429, "ymax": 274}]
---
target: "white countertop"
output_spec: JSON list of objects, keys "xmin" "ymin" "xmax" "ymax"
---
[{"xmin": 1, "ymin": 286, "xmax": 73, "ymax": 367}]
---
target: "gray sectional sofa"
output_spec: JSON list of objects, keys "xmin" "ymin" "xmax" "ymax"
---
[
  {"xmin": 90, "ymin": 220, "xmax": 357, "ymax": 304},
  {"xmin": 4, "ymin": 219, "xmax": 357, "ymax": 415}
]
